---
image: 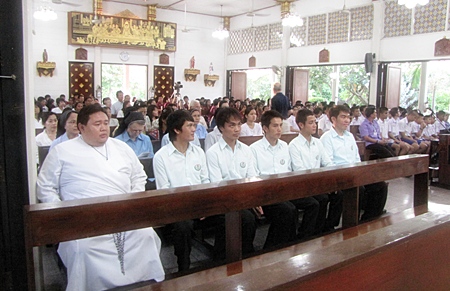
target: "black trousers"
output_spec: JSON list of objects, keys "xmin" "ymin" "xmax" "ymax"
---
[
  {"xmin": 366, "ymin": 143, "xmax": 396, "ymax": 159},
  {"xmin": 262, "ymin": 201, "xmax": 297, "ymax": 248},
  {"xmin": 290, "ymin": 197, "xmax": 320, "ymax": 239},
  {"xmin": 323, "ymin": 191, "xmax": 344, "ymax": 231},
  {"xmin": 171, "ymin": 220, "xmax": 194, "ymax": 272},
  {"xmin": 361, "ymin": 182, "xmax": 388, "ymax": 221},
  {"xmin": 211, "ymin": 209, "xmax": 257, "ymax": 260}
]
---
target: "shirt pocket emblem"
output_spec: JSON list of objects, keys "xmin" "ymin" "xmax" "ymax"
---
[
  {"xmin": 194, "ymin": 164, "xmax": 201, "ymax": 171},
  {"xmin": 240, "ymin": 162, "xmax": 246, "ymax": 168},
  {"xmin": 280, "ymin": 159, "xmax": 285, "ymax": 165}
]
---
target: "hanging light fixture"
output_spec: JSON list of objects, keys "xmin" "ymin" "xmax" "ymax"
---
[
  {"xmin": 398, "ymin": 0, "xmax": 429, "ymax": 9},
  {"xmin": 33, "ymin": 6, "xmax": 58, "ymax": 21},
  {"xmin": 281, "ymin": 2, "xmax": 303, "ymax": 28},
  {"xmin": 212, "ymin": 5, "xmax": 229, "ymax": 40}
]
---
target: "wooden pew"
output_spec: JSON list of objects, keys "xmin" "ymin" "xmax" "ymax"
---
[
  {"xmin": 24, "ymin": 155, "xmax": 429, "ymax": 290},
  {"xmin": 149, "ymin": 210, "xmax": 449, "ymax": 290}
]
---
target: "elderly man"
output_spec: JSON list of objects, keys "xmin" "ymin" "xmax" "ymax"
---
[
  {"xmin": 37, "ymin": 104, "xmax": 164, "ymax": 290},
  {"xmin": 111, "ymin": 90, "xmax": 124, "ymax": 116},
  {"xmin": 270, "ymin": 82, "xmax": 290, "ymax": 119}
]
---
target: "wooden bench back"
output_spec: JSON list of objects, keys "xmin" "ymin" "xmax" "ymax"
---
[{"xmin": 24, "ymin": 155, "xmax": 429, "ymax": 290}]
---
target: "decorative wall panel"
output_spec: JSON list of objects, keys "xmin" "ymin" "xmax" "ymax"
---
[
  {"xmin": 69, "ymin": 62, "xmax": 93, "ymax": 98},
  {"xmin": 242, "ymin": 28, "xmax": 254, "ymax": 53},
  {"xmin": 269, "ymin": 23, "xmax": 282, "ymax": 50},
  {"xmin": 229, "ymin": 30, "xmax": 241, "ymax": 55},
  {"xmin": 351, "ymin": 5, "xmax": 373, "ymax": 41},
  {"xmin": 291, "ymin": 24, "xmax": 307, "ymax": 47},
  {"xmin": 384, "ymin": 2, "xmax": 412, "ymax": 37},
  {"xmin": 153, "ymin": 66, "xmax": 174, "ymax": 100},
  {"xmin": 414, "ymin": 0, "xmax": 447, "ymax": 34},
  {"xmin": 308, "ymin": 14, "xmax": 327, "ymax": 45},
  {"xmin": 68, "ymin": 12, "xmax": 176, "ymax": 51},
  {"xmin": 328, "ymin": 12, "xmax": 349, "ymax": 43},
  {"xmin": 254, "ymin": 25, "xmax": 269, "ymax": 51}
]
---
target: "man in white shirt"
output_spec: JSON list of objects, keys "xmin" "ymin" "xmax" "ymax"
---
[
  {"xmin": 111, "ymin": 90, "xmax": 124, "ymax": 116},
  {"xmin": 398, "ymin": 110, "xmax": 424, "ymax": 153},
  {"xmin": 289, "ymin": 109, "xmax": 340, "ymax": 234},
  {"xmin": 350, "ymin": 107, "xmax": 365, "ymax": 126},
  {"xmin": 37, "ymin": 104, "xmax": 164, "ymax": 290},
  {"xmin": 321, "ymin": 105, "xmax": 388, "ymax": 222},
  {"xmin": 287, "ymin": 105, "xmax": 300, "ymax": 133},
  {"xmin": 250, "ymin": 110, "xmax": 297, "ymax": 247},
  {"xmin": 153, "ymin": 110, "xmax": 210, "ymax": 271},
  {"xmin": 206, "ymin": 107, "xmax": 257, "ymax": 256},
  {"xmin": 388, "ymin": 107, "xmax": 412, "ymax": 155}
]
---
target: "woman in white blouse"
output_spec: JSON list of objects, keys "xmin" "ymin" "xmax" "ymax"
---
[
  {"xmin": 240, "ymin": 106, "xmax": 263, "ymax": 136},
  {"xmin": 35, "ymin": 112, "xmax": 58, "ymax": 146}
]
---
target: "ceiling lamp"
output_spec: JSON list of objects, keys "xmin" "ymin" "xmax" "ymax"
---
[
  {"xmin": 33, "ymin": 6, "xmax": 58, "ymax": 21},
  {"xmin": 398, "ymin": 0, "xmax": 429, "ymax": 9},
  {"xmin": 280, "ymin": 2, "xmax": 303, "ymax": 28},
  {"xmin": 212, "ymin": 5, "xmax": 229, "ymax": 40}
]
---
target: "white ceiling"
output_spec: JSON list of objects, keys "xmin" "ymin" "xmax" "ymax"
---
[{"xmin": 102, "ymin": 0, "xmax": 283, "ymax": 17}]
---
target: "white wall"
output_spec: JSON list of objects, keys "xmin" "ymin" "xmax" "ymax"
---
[{"xmin": 30, "ymin": 0, "xmax": 228, "ymax": 101}]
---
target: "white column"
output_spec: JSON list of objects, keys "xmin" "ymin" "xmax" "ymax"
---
[
  {"xmin": 147, "ymin": 50, "xmax": 154, "ymax": 100},
  {"xmin": 418, "ymin": 62, "xmax": 428, "ymax": 112},
  {"xmin": 280, "ymin": 25, "xmax": 290, "ymax": 92},
  {"xmin": 369, "ymin": 0, "xmax": 385, "ymax": 105},
  {"xmin": 94, "ymin": 46, "xmax": 101, "ymax": 96}
]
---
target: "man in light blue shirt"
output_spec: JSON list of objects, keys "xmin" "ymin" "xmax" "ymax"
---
[
  {"xmin": 115, "ymin": 112, "xmax": 154, "ymax": 158},
  {"xmin": 321, "ymin": 105, "xmax": 387, "ymax": 221}
]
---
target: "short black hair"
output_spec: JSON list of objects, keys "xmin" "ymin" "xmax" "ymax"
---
[
  {"xmin": 365, "ymin": 107, "xmax": 376, "ymax": 117},
  {"xmin": 219, "ymin": 100, "xmax": 228, "ymax": 108},
  {"xmin": 167, "ymin": 110, "xmax": 194, "ymax": 142},
  {"xmin": 296, "ymin": 109, "xmax": 314, "ymax": 125},
  {"xmin": 379, "ymin": 107, "xmax": 388, "ymax": 114},
  {"xmin": 77, "ymin": 104, "xmax": 107, "ymax": 127},
  {"xmin": 329, "ymin": 105, "xmax": 350, "ymax": 122},
  {"xmin": 260, "ymin": 110, "xmax": 283, "ymax": 129},
  {"xmin": 389, "ymin": 107, "xmax": 399, "ymax": 117},
  {"xmin": 116, "ymin": 90, "xmax": 123, "ymax": 97},
  {"xmin": 102, "ymin": 97, "xmax": 111, "ymax": 104},
  {"xmin": 216, "ymin": 107, "xmax": 241, "ymax": 133},
  {"xmin": 42, "ymin": 112, "xmax": 57, "ymax": 125}
]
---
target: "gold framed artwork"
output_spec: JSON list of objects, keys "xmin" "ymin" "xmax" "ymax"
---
[{"xmin": 68, "ymin": 12, "xmax": 177, "ymax": 51}]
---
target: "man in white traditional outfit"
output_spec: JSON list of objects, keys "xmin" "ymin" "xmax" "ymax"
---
[{"xmin": 37, "ymin": 104, "xmax": 165, "ymax": 290}]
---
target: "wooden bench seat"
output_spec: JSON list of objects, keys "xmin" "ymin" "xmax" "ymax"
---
[{"xmin": 142, "ymin": 208, "xmax": 450, "ymax": 290}]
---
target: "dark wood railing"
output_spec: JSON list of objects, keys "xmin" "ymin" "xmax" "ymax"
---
[{"xmin": 24, "ymin": 154, "xmax": 429, "ymax": 290}]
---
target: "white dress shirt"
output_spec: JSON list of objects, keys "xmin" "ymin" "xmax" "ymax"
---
[
  {"xmin": 206, "ymin": 137, "xmax": 257, "ymax": 182},
  {"xmin": 289, "ymin": 134, "xmax": 333, "ymax": 171},
  {"xmin": 204, "ymin": 126, "xmax": 222, "ymax": 152},
  {"xmin": 250, "ymin": 136, "xmax": 291, "ymax": 175},
  {"xmin": 388, "ymin": 117, "xmax": 401, "ymax": 137},
  {"xmin": 318, "ymin": 116, "xmax": 332, "ymax": 133},
  {"xmin": 320, "ymin": 126, "xmax": 361, "ymax": 166},
  {"xmin": 287, "ymin": 115, "xmax": 300, "ymax": 132},
  {"xmin": 153, "ymin": 142, "xmax": 210, "ymax": 189},
  {"xmin": 111, "ymin": 101, "xmax": 123, "ymax": 115},
  {"xmin": 240, "ymin": 122, "xmax": 263, "ymax": 136}
]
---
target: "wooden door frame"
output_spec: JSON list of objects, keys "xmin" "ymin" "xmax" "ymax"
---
[{"xmin": 0, "ymin": 0, "xmax": 29, "ymax": 289}]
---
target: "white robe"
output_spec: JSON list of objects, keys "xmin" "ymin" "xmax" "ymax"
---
[{"xmin": 37, "ymin": 137, "xmax": 165, "ymax": 290}]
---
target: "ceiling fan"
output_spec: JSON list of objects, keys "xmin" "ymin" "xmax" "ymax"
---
[
  {"xmin": 247, "ymin": 0, "xmax": 269, "ymax": 17},
  {"xmin": 51, "ymin": 0, "xmax": 81, "ymax": 6},
  {"xmin": 180, "ymin": 1, "xmax": 198, "ymax": 33},
  {"xmin": 339, "ymin": 0, "xmax": 351, "ymax": 14}
]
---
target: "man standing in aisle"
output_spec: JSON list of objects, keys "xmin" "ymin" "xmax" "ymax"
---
[
  {"xmin": 37, "ymin": 104, "xmax": 165, "ymax": 290},
  {"xmin": 270, "ymin": 82, "xmax": 290, "ymax": 119}
]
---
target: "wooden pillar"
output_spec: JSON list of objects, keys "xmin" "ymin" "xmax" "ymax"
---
[
  {"xmin": 225, "ymin": 211, "xmax": 242, "ymax": 263},
  {"xmin": 342, "ymin": 187, "xmax": 359, "ymax": 228}
]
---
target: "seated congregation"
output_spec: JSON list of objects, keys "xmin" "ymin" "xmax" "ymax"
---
[{"xmin": 32, "ymin": 88, "xmax": 445, "ymax": 290}]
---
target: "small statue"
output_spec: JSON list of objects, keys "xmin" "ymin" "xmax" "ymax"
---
[
  {"xmin": 209, "ymin": 62, "xmax": 214, "ymax": 75},
  {"xmin": 190, "ymin": 56, "xmax": 195, "ymax": 69},
  {"xmin": 43, "ymin": 49, "xmax": 48, "ymax": 63}
]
